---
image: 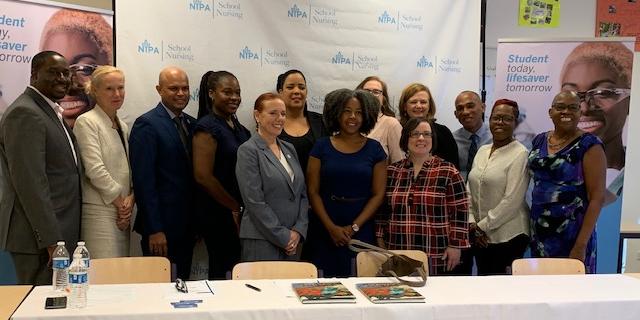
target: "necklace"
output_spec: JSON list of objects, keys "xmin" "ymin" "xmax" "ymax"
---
[{"xmin": 547, "ymin": 131, "xmax": 575, "ymax": 150}]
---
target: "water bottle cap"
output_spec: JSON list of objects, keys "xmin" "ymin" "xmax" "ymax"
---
[
  {"xmin": 77, "ymin": 241, "xmax": 85, "ymax": 246},
  {"xmin": 57, "ymin": 241, "xmax": 65, "ymax": 245}
]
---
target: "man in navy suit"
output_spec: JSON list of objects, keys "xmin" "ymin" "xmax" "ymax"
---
[{"xmin": 130, "ymin": 66, "xmax": 196, "ymax": 279}]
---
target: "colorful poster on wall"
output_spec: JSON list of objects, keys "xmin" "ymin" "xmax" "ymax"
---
[
  {"xmin": 518, "ymin": 0, "xmax": 560, "ymax": 28},
  {"xmin": 596, "ymin": 0, "xmax": 640, "ymax": 51},
  {"xmin": 0, "ymin": 0, "xmax": 113, "ymax": 126}
]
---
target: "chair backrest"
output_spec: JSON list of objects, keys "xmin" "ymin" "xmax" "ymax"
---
[
  {"xmin": 511, "ymin": 258, "xmax": 586, "ymax": 275},
  {"xmin": 89, "ymin": 257, "xmax": 171, "ymax": 284},
  {"xmin": 356, "ymin": 250, "xmax": 428, "ymax": 277},
  {"xmin": 232, "ymin": 261, "xmax": 318, "ymax": 280}
]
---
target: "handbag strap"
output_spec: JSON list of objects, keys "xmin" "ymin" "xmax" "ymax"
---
[{"xmin": 348, "ymin": 239, "xmax": 427, "ymax": 287}]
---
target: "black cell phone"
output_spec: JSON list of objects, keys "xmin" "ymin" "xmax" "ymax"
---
[{"xmin": 45, "ymin": 296, "xmax": 67, "ymax": 309}]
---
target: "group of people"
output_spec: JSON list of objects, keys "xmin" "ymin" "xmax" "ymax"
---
[{"xmin": 0, "ymin": 48, "xmax": 610, "ymax": 285}]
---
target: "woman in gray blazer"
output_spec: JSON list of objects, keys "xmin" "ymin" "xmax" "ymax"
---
[{"xmin": 236, "ymin": 93, "xmax": 308, "ymax": 261}]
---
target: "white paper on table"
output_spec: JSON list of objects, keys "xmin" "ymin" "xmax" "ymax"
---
[
  {"xmin": 186, "ymin": 280, "xmax": 215, "ymax": 294},
  {"xmin": 86, "ymin": 286, "xmax": 135, "ymax": 307},
  {"xmin": 163, "ymin": 281, "xmax": 214, "ymax": 301}
]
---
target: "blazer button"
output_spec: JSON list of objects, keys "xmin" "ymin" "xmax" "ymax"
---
[{"xmin": 290, "ymin": 197, "xmax": 294, "ymax": 202}]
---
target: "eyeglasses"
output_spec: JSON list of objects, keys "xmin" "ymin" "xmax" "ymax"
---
[
  {"xmin": 575, "ymin": 88, "xmax": 631, "ymax": 108},
  {"xmin": 175, "ymin": 278, "xmax": 188, "ymax": 293},
  {"xmin": 551, "ymin": 103, "xmax": 580, "ymax": 112},
  {"xmin": 409, "ymin": 131, "xmax": 432, "ymax": 138},
  {"xmin": 363, "ymin": 89, "xmax": 383, "ymax": 97},
  {"xmin": 489, "ymin": 115, "xmax": 515, "ymax": 123},
  {"xmin": 69, "ymin": 64, "xmax": 98, "ymax": 77}
]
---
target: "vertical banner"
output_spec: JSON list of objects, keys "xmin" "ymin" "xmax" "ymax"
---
[
  {"xmin": 0, "ymin": 0, "xmax": 113, "ymax": 126},
  {"xmin": 115, "ymin": 0, "xmax": 480, "ymax": 131},
  {"xmin": 0, "ymin": 0, "xmax": 113, "ymax": 284},
  {"xmin": 495, "ymin": 38, "xmax": 634, "ymax": 273}
]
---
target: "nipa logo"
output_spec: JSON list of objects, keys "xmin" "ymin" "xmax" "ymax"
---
[
  {"xmin": 239, "ymin": 46, "xmax": 259, "ymax": 60},
  {"xmin": 331, "ymin": 51, "xmax": 351, "ymax": 65},
  {"xmin": 138, "ymin": 40, "xmax": 159, "ymax": 54},
  {"xmin": 378, "ymin": 10, "xmax": 396, "ymax": 24},
  {"xmin": 189, "ymin": 0, "xmax": 211, "ymax": 11},
  {"xmin": 288, "ymin": 4, "xmax": 307, "ymax": 18},
  {"xmin": 417, "ymin": 56, "xmax": 433, "ymax": 68}
]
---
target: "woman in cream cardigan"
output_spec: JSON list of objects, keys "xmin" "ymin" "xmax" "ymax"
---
[{"xmin": 73, "ymin": 66, "xmax": 134, "ymax": 258}]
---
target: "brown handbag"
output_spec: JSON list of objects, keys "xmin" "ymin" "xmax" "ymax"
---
[{"xmin": 349, "ymin": 239, "xmax": 427, "ymax": 287}]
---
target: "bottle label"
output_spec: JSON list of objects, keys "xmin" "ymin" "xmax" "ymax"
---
[
  {"xmin": 69, "ymin": 272, "xmax": 87, "ymax": 284},
  {"xmin": 52, "ymin": 258, "xmax": 69, "ymax": 269}
]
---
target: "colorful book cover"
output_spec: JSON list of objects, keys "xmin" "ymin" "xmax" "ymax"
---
[
  {"xmin": 356, "ymin": 283, "xmax": 425, "ymax": 304},
  {"xmin": 291, "ymin": 282, "xmax": 356, "ymax": 304}
]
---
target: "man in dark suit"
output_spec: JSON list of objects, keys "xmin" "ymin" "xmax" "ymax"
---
[
  {"xmin": 0, "ymin": 51, "xmax": 83, "ymax": 285},
  {"xmin": 130, "ymin": 66, "xmax": 196, "ymax": 279}
]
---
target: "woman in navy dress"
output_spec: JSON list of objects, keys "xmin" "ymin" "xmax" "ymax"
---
[
  {"xmin": 307, "ymin": 89, "xmax": 387, "ymax": 277},
  {"xmin": 193, "ymin": 70, "xmax": 251, "ymax": 279},
  {"xmin": 528, "ymin": 91, "xmax": 606, "ymax": 273}
]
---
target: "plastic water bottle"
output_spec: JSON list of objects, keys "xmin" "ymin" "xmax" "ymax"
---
[
  {"xmin": 73, "ymin": 241, "xmax": 90, "ymax": 287},
  {"xmin": 69, "ymin": 253, "xmax": 88, "ymax": 308},
  {"xmin": 51, "ymin": 241, "xmax": 69, "ymax": 292}
]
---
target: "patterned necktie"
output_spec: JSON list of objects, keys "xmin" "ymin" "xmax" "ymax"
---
[
  {"xmin": 467, "ymin": 134, "xmax": 479, "ymax": 173},
  {"xmin": 173, "ymin": 116, "xmax": 189, "ymax": 154}
]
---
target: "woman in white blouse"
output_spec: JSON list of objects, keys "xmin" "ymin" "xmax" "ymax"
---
[
  {"xmin": 467, "ymin": 99, "xmax": 529, "ymax": 275},
  {"xmin": 74, "ymin": 66, "xmax": 133, "ymax": 258}
]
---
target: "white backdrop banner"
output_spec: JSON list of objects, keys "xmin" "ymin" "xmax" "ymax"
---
[{"xmin": 115, "ymin": 0, "xmax": 480, "ymax": 129}]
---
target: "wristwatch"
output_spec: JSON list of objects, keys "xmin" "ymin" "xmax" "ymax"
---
[{"xmin": 351, "ymin": 223, "xmax": 360, "ymax": 233}]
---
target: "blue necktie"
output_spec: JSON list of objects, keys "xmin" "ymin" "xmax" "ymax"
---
[{"xmin": 467, "ymin": 134, "xmax": 479, "ymax": 173}]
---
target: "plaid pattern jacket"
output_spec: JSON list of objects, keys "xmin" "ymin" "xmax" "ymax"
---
[{"xmin": 376, "ymin": 157, "xmax": 470, "ymax": 274}]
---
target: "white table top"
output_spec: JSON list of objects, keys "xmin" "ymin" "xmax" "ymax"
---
[{"xmin": 12, "ymin": 274, "xmax": 640, "ymax": 320}]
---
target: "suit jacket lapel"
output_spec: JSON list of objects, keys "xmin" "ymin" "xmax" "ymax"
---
[
  {"xmin": 255, "ymin": 136, "xmax": 295, "ymax": 194},
  {"xmin": 25, "ymin": 88, "xmax": 78, "ymax": 167},
  {"xmin": 155, "ymin": 104, "xmax": 190, "ymax": 159}
]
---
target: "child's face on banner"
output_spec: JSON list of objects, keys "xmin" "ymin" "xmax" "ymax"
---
[{"xmin": 561, "ymin": 61, "xmax": 630, "ymax": 144}]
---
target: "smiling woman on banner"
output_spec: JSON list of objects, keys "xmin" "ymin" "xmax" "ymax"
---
[
  {"xmin": 193, "ymin": 70, "xmax": 251, "ymax": 279},
  {"xmin": 559, "ymin": 42, "xmax": 632, "ymax": 199},
  {"xmin": 235, "ymin": 93, "xmax": 308, "ymax": 261},
  {"xmin": 528, "ymin": 91, "xmax": 606, "ymax": 273},
  {"xmin": 306, "ymin": 89, "xmax": 387, "ymax": 277},
  {"xmin": 40, "ymin": 9, "xmax": 113, "ymax": 127}
]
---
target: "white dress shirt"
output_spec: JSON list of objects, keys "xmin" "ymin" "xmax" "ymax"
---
[{"xmin": 467, "ymin": 140, "xmax": 530, "ymax": 243}]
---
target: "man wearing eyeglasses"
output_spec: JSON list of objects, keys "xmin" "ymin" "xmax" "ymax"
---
[{"xmin": 0, "ymin": 51, "xmax": 83, "ymax": 285}]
